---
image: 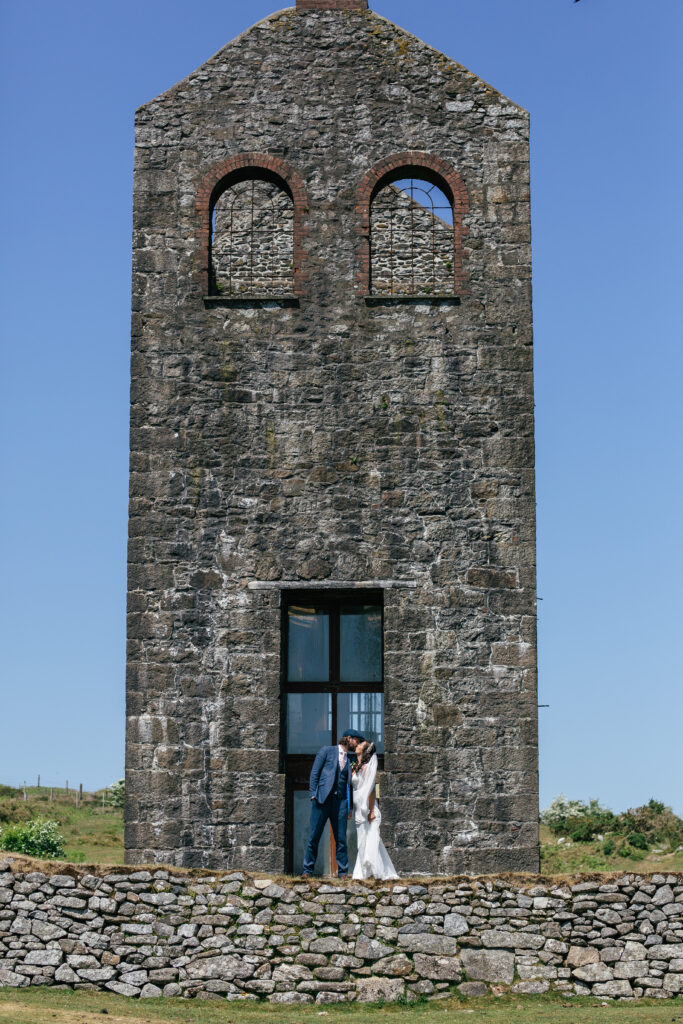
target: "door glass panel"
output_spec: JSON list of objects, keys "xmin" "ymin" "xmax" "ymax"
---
[
  {"xmin": 287, "ymin": 692, "xmax": 332, "ymax": 754},
  {"xmin": 340, "ymin": 605, "xmax": 382, "ymax": 681},
  {"xmin": 288, "ymin": 606, "xmax": 330, "ymax": 682},
  {"xmin": 338, "ymin": 691, "xmax": 384, "ymax": 752},
  {"xmin": 292, "ymin": 790, "xmax": 331, "ymax": 876}
]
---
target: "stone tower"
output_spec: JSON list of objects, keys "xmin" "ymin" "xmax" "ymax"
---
[{"xmin": 126, "ymin": 0, "xmax": 539, "ymax": 874}]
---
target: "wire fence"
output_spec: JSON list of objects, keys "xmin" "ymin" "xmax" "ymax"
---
[{"xmin": 1, "ymin": 777, "xmax": 123, "ymax": 809}]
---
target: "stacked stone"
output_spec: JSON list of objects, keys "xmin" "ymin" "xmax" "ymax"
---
[
  {"xmin": 0, "ymin": 860, "xmax": 681, "ymax": 1003},
  {"xmin": 212, "ymin": 180, "xmax": 294, "ymax": 296},
  {"xmin": 372, "ymin": 185, "xmax": 454, "ymax": 295}
]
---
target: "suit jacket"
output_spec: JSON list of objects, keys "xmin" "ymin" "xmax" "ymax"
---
[{"xmin": 309, "ymin": 745, "xmax": 352, "ymax": 805}]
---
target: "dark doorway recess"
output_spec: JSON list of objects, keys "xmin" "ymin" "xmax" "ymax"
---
[{"xmin": 281, "ymin": 590, "xmax": 384, "ymax": 874}]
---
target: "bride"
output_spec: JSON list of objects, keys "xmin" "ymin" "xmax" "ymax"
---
[{"xmin": 350, "ymin": 740, "xmax": 399, "ymax": 880}]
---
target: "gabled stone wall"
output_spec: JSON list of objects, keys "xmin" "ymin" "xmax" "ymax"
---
[
  {"xmin": 1, "ymin": 859, "xmax": 681, "ymax": 1003},
  {"xmin": 128, "ymin": 5, "xmax": 538, "ymax": 873}
]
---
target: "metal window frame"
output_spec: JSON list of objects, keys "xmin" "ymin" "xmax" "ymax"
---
[{"xmin": 281, "ymin": 589, "xmax": 384, "ymax": 873}]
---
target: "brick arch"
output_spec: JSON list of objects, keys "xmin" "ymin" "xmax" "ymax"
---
[
  {"xmin": 355, "ymin": 151, "xmax": 470, "ymax": 296},
  {"xmin": 196, "ymin": 153, "xmax": 309, "ymax": 297}
]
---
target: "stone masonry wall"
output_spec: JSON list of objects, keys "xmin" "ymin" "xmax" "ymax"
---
[
  {"xmin": 1, "ymin": 859, "xmax": 681, "ymax": 1003},
  {"xmin": 128, "ymin": 6, "xmax": 537, "ymax": 873},
  {"xmin": 212, "ymin": 180, "xmax": 294, "ymax": 295},
  {"xmin": 372, "ymin": 185, "xmax": 454, "ymax": 295},
  {"xmin": 211, "ymin": 179, "xmax": 451, "ymax": 297}
]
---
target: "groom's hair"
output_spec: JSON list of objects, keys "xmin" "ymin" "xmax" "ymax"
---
[{"xmin": 338, "ymin": 735, "xmax": 353, "ymax": 748}]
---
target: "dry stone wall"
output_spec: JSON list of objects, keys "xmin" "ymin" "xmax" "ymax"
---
[{"xmin": 1, "ymin": 859, "xmax": 681, "ymax": 1003}]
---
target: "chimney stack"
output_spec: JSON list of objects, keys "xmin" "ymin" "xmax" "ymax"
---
[{"xmin": 296, "ymin": 0, "xmax": 368, "ymax": 9}]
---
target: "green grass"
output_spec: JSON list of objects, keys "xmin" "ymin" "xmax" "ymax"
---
[
  {"xmin": 0, "ymin": 786, "xmax": 124, "ymax": 864},
  {"xmin": 0, "ymin": 990, "xmax": 680, "ymax": 1024},
  {"xmin": 539, "ymin": 825, "xmax": 683, "ymax": 875}
]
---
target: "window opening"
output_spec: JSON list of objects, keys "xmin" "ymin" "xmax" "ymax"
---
[
  {"xmin": 371, "ymin": 176, "xmax": 454, "ymax": 296},
  {"xmin": 211, "ymin": 177, "xmax": 294, "ymax": 296}
]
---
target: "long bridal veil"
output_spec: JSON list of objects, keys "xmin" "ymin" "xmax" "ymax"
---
[{"xmin": 352, "ymin": 754, "xmax": 399, "ymax": 880}]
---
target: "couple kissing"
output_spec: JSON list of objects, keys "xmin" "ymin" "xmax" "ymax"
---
[{"xmin": 302, "ymin": 729, "xmax": 398, "ymax": 880}]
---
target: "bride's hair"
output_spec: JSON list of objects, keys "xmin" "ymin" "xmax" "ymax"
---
[{"xmin": 352, "ymin": 741, "xmax": 376, "ymax": 775}]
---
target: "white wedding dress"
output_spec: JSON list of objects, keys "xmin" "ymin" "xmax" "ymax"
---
[{"xmin": 350, "ymin": 753, "xmax": 399, "ymax": 880}]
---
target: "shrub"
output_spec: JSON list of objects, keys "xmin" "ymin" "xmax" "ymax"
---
[
  {"xmin": 107, "ymin": 779, "xmax": 125, "ymax": 809},
  {"xmin": 541, "ymin": 795, "xmax": 587, "ymax": 831},
  {"xmin": 617, "ymin": 801, "xmax": 683, "ymax": 849},
  {"xmin": 603, "ymin": 838, "xmax": 615, "ymax": 856},
  {"xmin": 541, "ymin": 795, "xmax": 614, "ymax": 837},
  {"xmin": 570, "ymin": 819, "xmax": 601, "ymax": 843},
  {"xmin": 0, "ymin": 819, "xmax": 65, "ymax": 859},
  {"xmin": 0, "ymin": 800, "xmax": 33, "ymax": 826},
  {"xmin": 628, "ymin": 832, "xmax": 649, "ymax": 851}
]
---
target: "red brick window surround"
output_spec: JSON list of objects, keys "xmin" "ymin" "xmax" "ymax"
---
[
  {"xmin": 356, "ymin": 152, "xmax": 469, "ymax": 298},
  {"xmin": 196, "ymin": 154, "xmax": 308, "ymax": 298}
]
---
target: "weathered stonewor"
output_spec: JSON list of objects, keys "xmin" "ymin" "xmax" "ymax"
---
[
  {"xmin": 127, "ymin": 2, "xmax": 537, "ymax": 874},
  {"xmin": 372, "ymin": 185, "xmax": 454, "ymax": 295},
  {"xmin": 1, "ymin": 859, "xmax": 681, "ymax": 1002},
  {"xmin": 211, "ymin": 180, "xmax": 294, "ymax": 296}
]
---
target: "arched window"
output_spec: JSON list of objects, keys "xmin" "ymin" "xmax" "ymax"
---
[
  {"xmin": 356, "ymin": 153, "xmax": 469, "ymax": 298},
  {"xmin": 196, "ymin": 155, "xmax": 308, "ymax": 299},
  {"xmin": 371, "ymin": 177, "xmax": 454, "ymax": 295},
  {"xmin": 211, "ymin": 174, "xmax": 294, "ymax": 296}
]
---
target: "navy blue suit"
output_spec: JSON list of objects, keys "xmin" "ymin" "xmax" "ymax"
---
[{"xmin": 304, "ymin": 745, "xmax": 352, "ymax": 876}]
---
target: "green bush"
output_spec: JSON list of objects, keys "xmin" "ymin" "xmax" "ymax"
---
[
  {"xmin": 570, "ymin": 818, "xmax": 602, "ymax": 843},
  {"xmin": 0, "ymin": 818, "xmax": 65, "ymax": 859},
  {"xmin": 0, "ymin": 799, "xmax": 33, "ymax": 826},
  {"xmin": 628, "ymin": 832, "xmax": 649, "ymax": 851},
  {"xmin": 541, "ymin": 795, "xmax": 614, "ymax": 837},
  {"xmin": 602, "ymin": 838, "xmax": 615, "ymax": 856},
  {"xmin": 617, "ymin": 801, "xmax": 682, "ymax": 849}
]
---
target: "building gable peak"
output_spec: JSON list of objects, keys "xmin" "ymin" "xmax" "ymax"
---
[{"xmin": 296, "ymin": 0, "xmax": 368, "ymax": 9}]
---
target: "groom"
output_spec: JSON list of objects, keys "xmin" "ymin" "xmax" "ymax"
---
[{"xmin": 302, "ymin": 729, "xmax": 365, "ymax": 878}]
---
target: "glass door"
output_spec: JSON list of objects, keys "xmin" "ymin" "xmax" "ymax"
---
[{"xmin": 283, "ymin": 591, "xmax": 384, "ymax": 874}]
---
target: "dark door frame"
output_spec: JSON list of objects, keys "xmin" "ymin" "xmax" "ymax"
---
[{"xmin": 281, "ymin": 589, "xmax": 384, "ymax": 874}]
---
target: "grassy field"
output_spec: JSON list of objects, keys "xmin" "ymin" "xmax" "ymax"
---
[
  {"xmin": 1, "ymin": 785, "xmax": 682, "ymax": 875},
  {"xmin": 0, "ymin": 785, "xmax": 124, "ymax": 864},
  {"xmin": 539, "ymin": 825, "xmax": 683, "ymax": 875},
  {"xmin": 0, "ymin": 990, "xmax": 681, "ymax": 1024}
]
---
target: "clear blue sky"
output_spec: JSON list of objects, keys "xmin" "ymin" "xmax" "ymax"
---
[{"xmin": 1, "ymin": 0, "xmax": 681, "ymax": 814}]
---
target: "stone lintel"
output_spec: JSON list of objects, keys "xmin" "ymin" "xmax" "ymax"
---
[{"xmin": 247, "ymin": 579, "xmax": 417, "ymax": 590}]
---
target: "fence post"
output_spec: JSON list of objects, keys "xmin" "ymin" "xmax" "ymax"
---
[
  {"xmin": 66, "ymin": 781, "xmax": 69, "ymax": 796},
  {"xmin": 37, "ymin": 775, "xmax": 40, "ymax": 789},
  {"xmin": 50, "ymin": 788, "xmax": 54, "ymax": 803},
  {"xmin": 23, "ymin": 781, "xmax": 27, "ymax": 802}
]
